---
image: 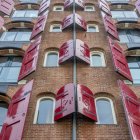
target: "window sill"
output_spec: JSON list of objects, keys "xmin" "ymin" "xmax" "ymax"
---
[{"xmin": 95, "ymin": 123, "xmax": 118, "ymax": 125}]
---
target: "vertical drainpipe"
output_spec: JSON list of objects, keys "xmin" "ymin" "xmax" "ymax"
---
[{"xmin": 72, "ymin": 0, "xmax": 77, "ymax": 140}]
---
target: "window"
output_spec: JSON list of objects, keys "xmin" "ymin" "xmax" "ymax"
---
[
  {"xmin": 127, "ymin": 56, "xmax": 140, "ymax": 84},
  {"xmin": 44, "ymin": 51, "xmax": 59, "ymax": 67},
  {"xmin": 95, "ymin": 97, "xmax": 117, "ymax": 124},
  {"xmin": 85, "ymin": 5, "xmax": 95, "ymax": 11},
  {"xmin": 34, "ymin": 97, "xmax": 55, "ymax": 124},
  {"xmin": 87, "ymin": 24, "xmax": 99, "ymax": 32},
  {"xmin": 90, "ymin": 51, "xmax": 105, "ymax": 67},
  {"xmin": 0, "ymin": 56, "xmax": 22, "ymax": 83},
  {"xmin": 111, "ymin": 11, "xmax": 138, "ymax": 19},
  {"xmin": 118, "ymin": 29, "xmax": 140, "ymax": 43},
  {"xmin": 20, "ymin": 0, "xmax": 41, "ymax": 2},
  {"xmin": 53, "ymin": 6, "xmax": 64, "ymax": 11},
  {"xmin": 0, "ymin": 29, "xmax": 32, "ymax": 41},
  {"xmin": 0, "ymin": 101, "xmax": 8, "ymax": 132},
  {"xmin": 12, "ymin": 10, "xmax": 38, "ymax": 18},
  {"xmin": 50, "ymin": 24, "xmax": 62, "ymax": 32},
  {"xmin": 107, "ymin": 0, "xmax": 129, "ymax": 2}
]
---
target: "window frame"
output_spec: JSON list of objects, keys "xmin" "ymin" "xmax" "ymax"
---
[
  {"xmin": 84, "ymin": 5, "xmax": 95, "ymax": 11},
  {"xmin": 33, "ymin": 96, "xmax": 55, "ymax": 124},
  {"xmin": 87, "ymin": 24, "xmax": 99, "ymax": 32},
  {"xmin": 50, "ymin": 24, "xmax": 62, "ymax": 32},
  {"xmin": 90, "ymin": 51, "xmax": 106, "ymax": 67},
  {"xmin": 53, "ymin": 6, "xmax": 64, "ymax": 11},
  {"xmin": 95, "ymin": 97, "xmax": 117, "ymax": 124},
  {"xmin": 43, "ymin": 51, "xmax": 59, "ymax": 67}
]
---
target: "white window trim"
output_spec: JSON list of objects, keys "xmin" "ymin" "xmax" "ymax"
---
[
  {"xmin": 50, "ymin": 24, "xmax": 62, "ymax": 32},
  {"xmin": 43, "ymin": 51, "xmax": 59, "ymax": 67},
  {"xmin": 90, "ymin": 51, "xmax": 106, "ymax": 67},
  {"xmin": 53, "ymin": 6, "xmax": 64, "ymax": 11},
  {"xmin": 84, "ymin": 5, "xmax": 95, "ymax": 11},
  {"xmin": 95, "ymin": 97, "xmax": 117, "ymax": 124},
  {"xmin": 87, "ymin": 24, "xmax": 99, "ymax": 32},
  {"xmin": 33, "ymin": 96, "xmax": 55, "ymax": 124}
]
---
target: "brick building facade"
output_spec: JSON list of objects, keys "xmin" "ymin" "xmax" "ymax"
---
[{"xmin": 0, "ymin": 0, "xmax": 140, "ymax": 140}]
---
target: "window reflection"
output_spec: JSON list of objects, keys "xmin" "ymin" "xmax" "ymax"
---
[
  {"xmin": 0, "ymin": 102, "xmax": 8, "ymax": 132},
  {"xmin": 12, "ymin": 10, "xmax": 38, "ymax": 18},
  {"xmin": 111, "ymin": 11, "xmax": 138, "ymax": 19},
  {"xmin": 96, "ymin": 98, "xmax": 116, "ymax": 124},
  {"xmin": 36, "ymin": 98, "xmax": 54, "ymax": 124},
  {"xmin": 0, "ymin": 56, "xmax": 22, "ymax": 83},
  {"xmin": 45, "ymin": 52, "xmax": 58, "ymax": 67},
  {"xmin": 127, "ymin": 56, "xmax": 140, "ymax": 84},
  {"xmin": 91, "ymin": 51, "xmax": 105, "ymax": 67},
  {"xmin": 0, "ymin": 29, "xmax": 32, "ymax": 41},
  {"xmin": 118, "ymin": 30, "xmax": 140, "ymax": 43}
]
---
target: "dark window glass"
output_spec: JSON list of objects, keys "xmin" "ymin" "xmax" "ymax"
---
[
  {"xmin": 0, "ymin": 102, "xmax": 8, "ymax": 132},
  {"xmin": 37, "ymin": 99, "xmax": 54, "ymax": 124},
  {"xmin": 96, "ymin": 99, "xmax": 115, "ymax": 124},
  {"xmin": 0, "ymin": 56, "xmax": 22, "ymax": 83}
]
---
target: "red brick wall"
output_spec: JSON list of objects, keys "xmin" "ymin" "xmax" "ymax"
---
[{"xmin": 4, "ymin": 0, "xmax": 140, "ymax": 139}]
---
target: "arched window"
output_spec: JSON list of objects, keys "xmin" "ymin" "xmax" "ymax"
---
[
  {"xmin": 90, "ymin": 51, "xmax": 105, "ymax": 67},
  {"xmin": 0, "ymin": 101, "xmax": 8, "ymax": 132},
  {"xmin": 53, "ymin": 6, "xmax": 64, "ymax": 11},
  {"xmin": 85, "ymin": 5, "xmax": 95, "ymax": 11},
  {"xmin": 34, "ymin": 97, "xmax": 55, "ymax": 124},
  {"xmin": 87, "ymin": 24, "xmax": 99, "ymax": 32},
  {"xmin": 0, "ymin": 56, "xmax": 22, "ymax": 83},
  {"xmin": 95, "ymin": 97, "xmax": 117, "ymax": 124},
  {"xmin": 44, "ymin": 51, "xmax": 59, "ymax": 67},
  {"xmin": 50, "ymin": 24, "xmax": 62, "ymax": 32}
]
